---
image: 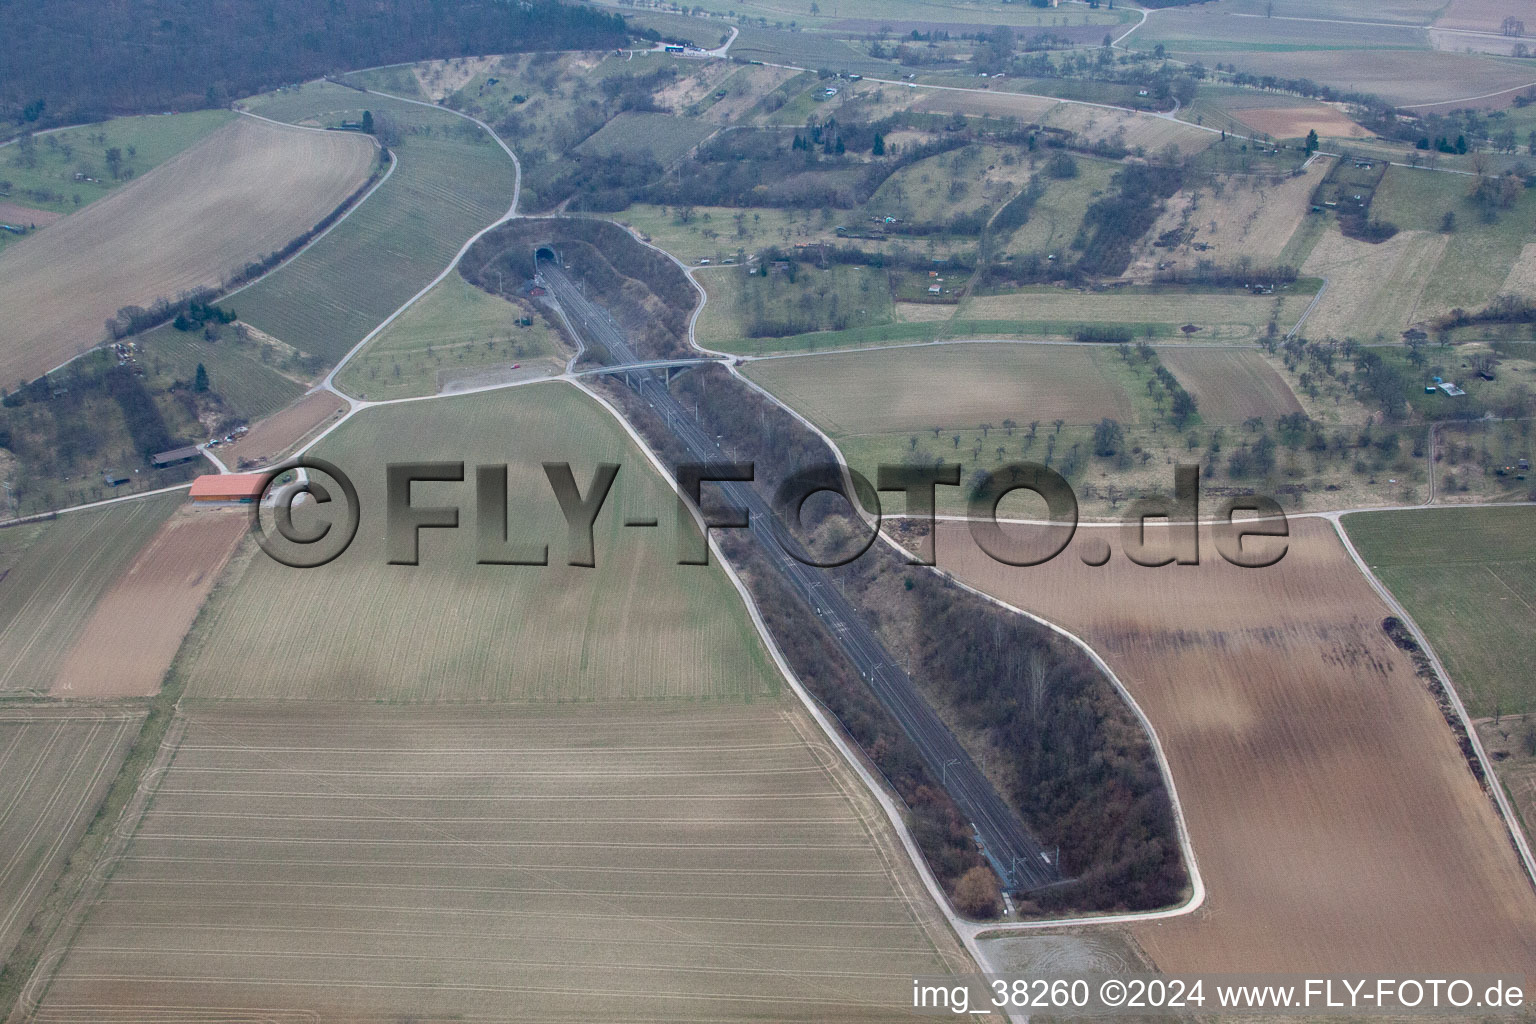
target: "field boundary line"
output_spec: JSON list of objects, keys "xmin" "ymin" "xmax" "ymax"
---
[
  {"xmin": 37, "ymin": 117, "xmax": 390, "ymax": 385},
  {"xmin": 1328, "ymin": 512, "xmax": 1536, "ymax": 891},
  {"xmin": 318, "ymin": 85, "xmax": 522, "ymax": 397}
]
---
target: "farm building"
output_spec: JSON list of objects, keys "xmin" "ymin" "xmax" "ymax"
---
[
  {"xmin": 151, "ymin": 445, "xmax": 202, "ymax": 468},
  {"xmin": 189, "ymin": 473, "xmax": 268, "ymax": 504}
]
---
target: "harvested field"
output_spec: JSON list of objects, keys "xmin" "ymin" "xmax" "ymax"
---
[
  {"xmin": 908, "ymin": 90, "xmax": 1060, "ymax": 122},
  {"xmin": 1501, "ymin": 242, "xmax": 1536, "ymax": 301},
  {"xmin": 0, "ymin": 706, "xmax": 143, "ymax": 973},
  {"xmin": 960, "ymin": 288, "xmax": 1313, "ymax": 343},
  {"xmin": 1344, "ymin": 505, "xmax": 1536, "ymax": 719},
  {"xmin": 0, "ymin": 118, "xmax": 375, "ymax": 386},
  {"xmin": 231, "ymin": 86, "xmax": 516, "ymax": 365},
  {"xmin": 1220, "ymin": 0, "xmax": 1444, "ymax": 23},
  {"xmin": 0, "ymin": 203, "xmax": 61, "ymax": 228},
  {"xmin": 1157, "ymin": 347, "xmax": 1302, "ymax": 423},
  {"xmin": 50, "ymin": 507, "xmax": 247, "ymax": 698},
  {"xmin": 1197, "ymin": 49, "xmax": 1536, "ymax": 108},
  {"xmin": 1435, "ymin": 0, "xmax": 1527, "ymax": 33},
  {"xmin": 36, "ymin": 702, "xmax": 967, "ymax": 1021},
  {"xmin": 744, "ymin": 342, "xmax": 1138, "ymax": 435},
  {"xmin": 1300, "ymin": 227, "xmax": 1447, "ymax": 338},
  {"xmin": 0, "ymin": 493, "xmax": 183, "ymax": 693},
  {"xmin": 932, "ymin": 518, "xmax": 1536, "ymax": 973},
  {"xmin": 1229, "ymin": 103, "xmax": 1370, "ymax": 139},
  {"xmin": 1126, "ymin": 160, "xmax": 1328, "ymax": 276},
  {"xmin": 183, "ymin": 383, "xmax": 780, "ymax": 702},
  {"xmin": 216, "ymin": 391, "xmax": 348, "ymax": 471},
  {"xmin": 1042, "ymin": 104, "xmax": 1217, "ymax": 157}
]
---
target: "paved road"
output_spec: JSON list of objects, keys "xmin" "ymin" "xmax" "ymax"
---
[{"xmin": 538, "ymin": 259, "xmax": 1059, "ymax": 892}]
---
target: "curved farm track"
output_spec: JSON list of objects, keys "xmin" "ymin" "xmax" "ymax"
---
[{"xmin": 0, "ymin": 117, "xmax": 375, "ymax": 385}]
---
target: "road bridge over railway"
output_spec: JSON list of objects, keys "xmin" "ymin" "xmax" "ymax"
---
[{"xmin": 537, "ymin": 257, "xmax": 1060, "ymax": 892}]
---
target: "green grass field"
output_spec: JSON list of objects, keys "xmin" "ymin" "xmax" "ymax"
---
[
  {"xmin": 0, "ymin": 110, "xmax": 234, "ymax": 217},
  {"xmin": 573, "ymin": 111, "xmax": 716, "ymax": 166},
  {"xmin": 960, "ymin": 286, "xmax": 1316, "ymax": 343},
  {"xmin": 334, "ymin": 271, "xmax": 565, "ymax": 400},
  {"xmin": 999, "ymin": 157, "xmax": 1117, "ymax": 256},
  {"xmin": 342, "ymin": 64, "xmax": 426, "ymax": 98},
  {"xmin": 1372, "ymin": 165, "xmax": 1536, "ymax": 320},
  {"xmin": 744, "ymin": 342, "xmax": 1146, "ymax": 437},
  {"xmin": 1130, "ymin": 8, "xmax": 1427, "ymax": 53},
  {"xmin": 182, "ymin": 382, "xmax": 780, "ymax": 701},
  {"xmin": 134, "ymin": 322, "xmax": 307, "ymax": 424},
  {"xmin": 0, "ymin": 492, "xmax": 182, "ymax": 693},
  {"xmin": 230, "ymin": 86, "xmax": 515, "ymax": 366},
  {"xmin": 695, "ymin": 264, "xmax": 895, "ymax": 347},
  {"xmin": 1344, "ymin": 506, "xmax": 1536, "ymax": 719}
]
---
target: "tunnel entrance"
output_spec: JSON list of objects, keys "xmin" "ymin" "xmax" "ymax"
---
[{"xmin": 533, "ymin": 245, "xmax": 558, "ymax": 265}]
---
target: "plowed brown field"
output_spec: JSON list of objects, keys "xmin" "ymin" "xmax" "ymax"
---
[
  {"xmin": 0, "ymin": 117, "xmax": 374, "ymax": 385},
  {"xmin": 50, "ymin": 506, "xmax": 246, "ymax": 697},
  {"xmin": 217, "ymin": 390, "xmax": 348, "ymax": 470},
  {"xmin": 931, "ymin": 517, "xmax": 1536, "ymax": 973}
]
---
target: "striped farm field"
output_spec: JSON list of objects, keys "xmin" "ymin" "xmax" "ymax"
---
[
  {"xmin": 0, "ymin": 706, "xmax": 143, "ymax": 974},
  {"xmin": 49, "ymin": 507, "xmax": 248, "ymax": 698},
  {"xmin": 1157, "ymin": 347, "xmax": 1302, "ymax": 423},
  {"xmin": 181, "ymin": 382, "xmax": 779, "ymax": 701},
  {"xmin": 958, "ymin": 287, "xmax": 1315, "ymax": 344},
  {"xmin": 932, "ymin": 518, "xmax": 1536, "ymax": 974},
  {"xmin": 34, "ymin": 702, "xmax": 967, "ymax": 1021},
  {"xmin": 743, "ymin": 342, "xmax": 1139, "ymax": 436},
  {"xmin": 230, "ymin": 85, "xmax": 517, "ymax": 365},
  {"xmin": 0, "ymin": 493, "xmax": 183, "ymax": 694},
  {"xmin": 0, "ymin": 117, "xmax": 375, "ymax": 386},
  {"xmin": 135, "ymin": 321, "xmax": 307, "ymax": 425}
]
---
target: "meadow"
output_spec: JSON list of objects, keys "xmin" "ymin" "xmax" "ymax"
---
[
  {"xmin": 334, "ymin": 270, "xmax": 565, "ymax": 401},
  {"xmin": 695, "ymin": 264, "xmax": 896, "ymax": 348},
  {"xmin": 1130, "ymin": 8, "xmax": 1428, "ymax": 53},
  {"xmin": 181, "ymin": 382, "xmax": 780, "ymax": 702},
  {"xmin": 1124, "ymin": 160, "xmax": 1328, "ymax": 277},
  {"xmin": 231, "ymin": 85, "xmax": 517, "ymax": 366},
  {"xmin": 998, "ymin": 156, "xmax": 1118, "ymax": 257},
  {"xmin": 37, "ymin": 702, "xmax": 967, "ymax": 1021},
  {"xmin": 0, "ymin": 493, "xmax": 184, "ymax": 693},
  {"xmin": 135, "ymin": 321, "xmax": 308, "ymax": 425},
  {"xmin": 959, "ymin": 286, "xmax": 1315, "ymax": 344},
  {"xmin": 0, "ymin": 110, "xmax": 234, "ymax": 224},
  {"xmin": 933, "ymin": 517, "xmax": 1536, "ymax": 974},
  {"xmin": 0, "ymin": 117, "xmax": 375, "ymax": 386},
  {"xmin": 574, "ymin": 111, "xmax": 716, "ymax": 166},
  {"xmin": 1344, "ymin": 505, "xmax": 1536, "ymax": 719},
  {"xmin": 1371, "ymin": 165, "xmax": 1536, "ymax": 321},
  {"xmin": 743, "ymin": 342, "xmax": 1141, "ymax": 437}
]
